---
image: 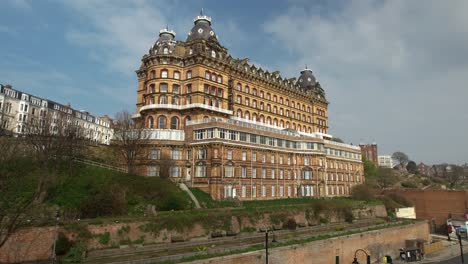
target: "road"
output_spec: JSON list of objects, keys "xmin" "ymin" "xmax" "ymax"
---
[{"xmin": 430, "ymin": 253, "xmax": 467, "ymax": 263}]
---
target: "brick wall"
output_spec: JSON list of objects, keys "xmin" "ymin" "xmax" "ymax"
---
[
  {"xmin": 190, "ymin": 221, "xmax": 429, "ymax": 264},
  {"xmin": 386, "ymin": 189, "xmax": 468, "ymax": 225}
]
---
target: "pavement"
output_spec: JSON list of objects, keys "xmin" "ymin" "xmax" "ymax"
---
[{"xmin": 392, "ymin": 235, "xmax": 468, "ymax": 264}]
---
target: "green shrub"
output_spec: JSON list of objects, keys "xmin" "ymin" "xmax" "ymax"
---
[
  {"xmin": 241, "ymin": 227, "xmax": 257, "ymax": 233},
  {"xmin": 401, "ymin": 181, "xmax": 417, "ymax": 189},
  {"xmin": 98, "ymin": 232, "xmax": 110, "ymax": 245},
  {"xmin": 351, "ymin": 184, "xmax": 374, "ymax": 201},
  {"xmin": 61, "ymin": 243, "xmax": 85, "ymax": 263},
  {"xmin": 55, "ymin": 233, "xmax": 72, "ymax": 255}
]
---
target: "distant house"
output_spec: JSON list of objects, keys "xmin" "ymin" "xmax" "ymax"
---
[{"xmin": 418, "ymin": 163, "xmax": 434, "ymax": 177}]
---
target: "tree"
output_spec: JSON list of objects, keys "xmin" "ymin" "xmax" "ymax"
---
[
  {"xmin": 113, "ymin": 110, "xmax": 147, "ymax": 174},
  {"xmin": 363, "ymin": 158, "xmax": 378, "ymax": 177},
  {"xmin": 1, "ymin": 111, "xmax": 87, "ymax": 249},
  {"xmin": 392, "ymin": 151, "xmax": 409, "ymax": 167},
  {"xmin": 376, "ymin": 168, "xmax": 400, "ymax": 188},
  {"xmin": 447, "ymin": 165, "xmax": 466, "ymax": 188},
  {"xmin": 157, "ymin": 151, "xmax": 176, "ymax": 179},
  {"xmin": 406, "ymin": 161, "xmax": 418, "ymax": 174}
]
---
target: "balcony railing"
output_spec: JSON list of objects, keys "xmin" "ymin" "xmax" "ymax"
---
[
  {"xmin": 143, "ymin": 129, "xmax": 185, "ymax": 141},
  {"xmin": 323, "ymin": 139, "xmax": 361, "ymax": 150},
  {"xmin": 139, "ymin": 103, "xmax": 233, "ymax": 115}
]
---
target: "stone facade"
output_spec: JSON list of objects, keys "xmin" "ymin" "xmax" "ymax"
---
[
  {"xmin": 132, "ymin": 11, "xmax": 364, "ymax": 200},
  {"xmin": 0, "ymin": 84, "xmax": 113, "ymax": 144}
]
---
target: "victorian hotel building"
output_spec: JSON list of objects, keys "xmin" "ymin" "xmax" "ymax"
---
[{"xmin": 133, "ymin": 12, "xmax": 364, "ymax": 200}]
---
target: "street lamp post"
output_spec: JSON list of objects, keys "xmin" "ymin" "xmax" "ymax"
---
[
  {"xmin": 51, "ymin": 210, "xmax": 60, "ymax": 263},
  {"xmin": 265, "ymin": 229, "xmax": 277, "ymax": 264},
  {"xmin": 457, "ymin": 231, "xmax": 465, "ymax": 263}
]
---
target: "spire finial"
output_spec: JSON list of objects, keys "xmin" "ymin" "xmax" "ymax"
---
[
  {"xmin": 305, "ymin": 64, "xmax": 308, "ymax": 69},
  {"xmin": 200, "ymin": 8, "xmax": 204, "ymax": 16},
  {"xmin": 166, "ymin": 24, "xmax": 169, "ymax": 30}
]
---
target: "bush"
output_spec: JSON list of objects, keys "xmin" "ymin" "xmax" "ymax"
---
[
  {"xmin": 79, "ymin": 185, "xmax": 127, "ymax": 218},
  {"xmin": 284, "ymin": 218, "xmax": 297, "ymax": 230},
  {"xmin": 351, "ymin": 184, "xmax": 374, "ymax": 201},
  {"xmin": 401, "ymin": 181, "xmax": 417, "ymax": 189},
  {"xmin": 98, "ymin": 232, "xmax": 110, "ymax": 245},
  {"xmin": 55, "ymin": 233, "xmax": 72, "ymax": 255}
]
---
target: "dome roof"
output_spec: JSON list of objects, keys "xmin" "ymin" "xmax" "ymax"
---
[
  {"xmin": 152, "ymin": 27, "xmax": 177, "ymax": 55},
  {"xmin": 187, "ymin": 10, "xmax": 218, "ymax": 42},
  {"xmin": 296, "ymin": 67, "xmax": 317, "ymax": 90}
]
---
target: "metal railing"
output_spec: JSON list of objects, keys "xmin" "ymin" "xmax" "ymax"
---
[{"xmin": 74, "ymin": 157, "xmax": 128, "ymax": 173}]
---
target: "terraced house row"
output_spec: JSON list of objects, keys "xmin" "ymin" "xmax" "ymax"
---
[{"xmin": 132, "ymin": 11, "xmax": 364, "ymax": 200}]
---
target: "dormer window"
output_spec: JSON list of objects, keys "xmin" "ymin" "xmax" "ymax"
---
[
  {"xmin": 163, "ymin": 47, "xmax": 169, "ymax": 54},
  {"xmin": 189, "ymin": 48, "xmax": 193, "ymax": 55},
  {"xmin": 211, "ymin": 50, "xmax": 216, "ymax": 58}
]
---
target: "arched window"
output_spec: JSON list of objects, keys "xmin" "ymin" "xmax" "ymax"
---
[
  {"xmin": 280, "ymin": 97, "xmax": 283, "ymax": 104},
  {"xmin": 252, "ymin": 100, "xmax": 257, "ymax": 108},
  {"xmin": 163, "ymin": 47, "xmax": 169, "ymax": 54},
  {"xmin": 273, "ymin": 118, "xmax": 278, "ymax": 126},
  {"xmin": 161, "ymin": 69, "xmax": 168, "ymax": 78},
  {"xmin": 267, "ymin": 104, "xmax": 271, "ymax": 112},
  {"xmin": 245, "ymin": 98, "xmax": 249, "ymax": 106},
  {"xmin": 291, "ymin": 101, "xmax": 295, "ymax": 108},
  {"xmin": 237, "ymin": 95, "xmax": 241, "ymax": 104},
  {"xmin": 159, "ymin": 95, "xmax": 167, "ymax": 104},
  {"xmin": 252, "ymin": 88, "xmax": 257, "ymax": 95},
  {"xmin": 253, "ymin": 113, "xmax": 257, "ymax": 122},
  {"xmin": 186, "ymin": 71, "xmax": 192, "ymax": 79},
  {"xmin": 237, "ymin": 109, "xmax": 242, "ymax": 118},
  {"xmin": 150, "ymin": 96, "xmax": 155, "ymax": 104},
  {"xmin": 185, "ymin": 116, "xmax": 191, "ymax": 125},
  {"xmin": 172, "ymin": 84, "xmax": 180, "ymax": 94},
  {"xmin": 286, "ymin": 110, "xmax": 289, "ymax": 117},
  {"xmin": 147, "ymin": 116, "xmax": 154, "ymax": 128},
  {"xmin": 171, "ymin": 96, "xmax": 179, "ymax": 105},
  {"xmin": 266, "ymin": 116, "xmax": 271, "ymax": 125},
  {"xmin": 266, "ymin": 93, "xmax": 271, "ymax": 100},
  {"xmin": 286, "ymin": 121, "xmax": 290, "ymax": 128},
  {"xmin": 259, "ymin": 115, "xmax": 264, "ymax": 123},
  {"xmin": 292, "ymin": 123, "xmax": 296, "ymax": 130},
  {"xmin": 217, "ymin": 75, "xmax": 222, "ymax": 83},
  {"xmin": 307, "ymin": 117, "xmax": 311, "ymax": 123},
  {"xmin": 273, "ymin": 95, "xmax": 277, "ymax": 102},
  {"xmin": 159, "ymin": 83, "xmax": 168, "ymax": 93},
  {"xmin": 280, "ymin": 120, "xmax": 284, "ymax": 128},
  {"xmin": 308, "ymin": 127, "xmax": 312, "ymax": 133},
  {"xmin": 307, "ymin": 106, "xmax": 311, "ymax": 113},
  {"xmin": 211, "ymin": 73, "xmax": 216, "ymax": 82},
  {"xmin": 150, "ymin": 70, "xmax": 156, "ymax": 79},
  {"xmin": 170, "ymin": 117, "xmax": 179, "ymax": 129},
  {"xmin": 205, "ymin": 71, "xmax": 210, "ymax": 79},
  {"xmin": 158, "ymin": 116, "xmax": 167, "ymax": 129},
  {"xmin": 186, "ymin": 95, "xmax": 192, "ymax": 104},
  {"xmin": 211, "ymin": 50, "xmax": 216, "ymax": 58},
  {"xmin": 260, "ymin": 102, "xmax": 264, "ymax": 110},
  {"xmin": 173, "ymin": 71, "xmax": 180, "ymax": 79},
  {"xmin": 298, "ymin": 126, "xmax": 301, "ymax": 132},
  {"xmin": 237, "ymin": 83, "xmax": 242, "ymax": 91},
  {"xmin": 245, "ymin": 111, "xmax": 250, "ymax": 120},
  {"xmin": 245, "ymin": 85, "xmax": 249, "ymax": 93},
  {"xmin": 149, "ymin": 84, "xmax": 155, "ymax": 93},
  {"xmin": 203, "ymin": 116, "xmax": 209, "ymax": 122},
  {"xmin": 273, "ymin": 106, "xmax": 277, "ymax": 114}
]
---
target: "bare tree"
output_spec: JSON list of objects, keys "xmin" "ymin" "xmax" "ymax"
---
[
  {"xmin": 24, "ymin": 111, "xmax": 87, "ymax": 199},
  {"xmin": 157, "ymin": 150, "xmax": 176, "ymax": 179},
  {"xmin": 447, "ymin": 165, "xmax": 466, "ymax": 188},
  {"xmin": 392, "ymin": 151, "xmax": 409, "ymax": 167},
  {"xmin": 113, "ymin": 110, "xmax": 147, "ymax": 174}
]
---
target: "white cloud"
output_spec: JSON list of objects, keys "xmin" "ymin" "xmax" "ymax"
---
[
  {"xmin": 63, "ymin": 0, "xmax": 171, "ymax": 75},
  {"xmin": 264, "ymin": 0, "xmax": 468, "ymax": 164}
]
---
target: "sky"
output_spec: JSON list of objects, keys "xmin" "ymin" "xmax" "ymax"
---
[{"xmin": 1, "ymin": 0, "xmax": 467, "ymax": 165}]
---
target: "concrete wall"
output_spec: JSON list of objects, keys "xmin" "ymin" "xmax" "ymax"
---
[
  {"xmin": 190, "ymin": 221, "xmax": 430, "ymax": 264},
  {"xmin": 387, "ymin": 190, "xmax": 468, "ymax": 225}
]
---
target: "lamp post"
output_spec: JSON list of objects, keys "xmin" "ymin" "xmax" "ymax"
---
[
  {"xmin": 457, "ymin": 230, "xmax": 465, "ymax": 263},
  {"xmin": 51, "ymin": 210, "xmax": 60, "ymax": 263},
  {"xmin": 265, "ymin": 229, "xmax": 277, "ymax": 264},
  {"xmin": 352, "ymin": 249, "xmax": 370, "ymax": 264}
]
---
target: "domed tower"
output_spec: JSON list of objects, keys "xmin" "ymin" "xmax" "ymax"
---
[
  {"xmin": 296, "ymin": 67, "xmax": 317, "ymax": 91},
  {"xmin": 187, "ymin": 9, "xmax": 218, "ymax": 42},
  {"xmin": 152, "ymin": 27, "xmax": 177, "ymax": 55}
]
